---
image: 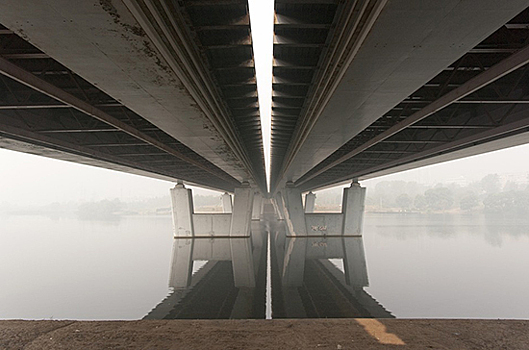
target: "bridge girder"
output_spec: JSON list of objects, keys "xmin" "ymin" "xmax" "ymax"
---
[{"xmin": 1, "ymin": 1, "xmax": 529, "ymax": 193}]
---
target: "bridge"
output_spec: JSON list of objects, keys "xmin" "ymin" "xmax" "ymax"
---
[{"xmin": 1, "ymin": 0, "xmax": 529, "ymax": 318}]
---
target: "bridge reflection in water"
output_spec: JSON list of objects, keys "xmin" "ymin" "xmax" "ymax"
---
[{"xmin": 144, "ymin": 204, "xmax": 392, "ymax": 320}]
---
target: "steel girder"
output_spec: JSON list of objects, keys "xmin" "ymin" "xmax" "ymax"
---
[
  {"xmin": 0, "ymin": 25, "xmax": 240, "ymax": 191},
  {"xmin": 270, "ymin": 0, "xmax": 387, "ymax": 191},
  {"xmin": 295, "ymin": 8, "xmax": 529, "ymax": 191},
  {"xmin": 121, "ymin": 0, "xmax": 266, "ymax": 193}
]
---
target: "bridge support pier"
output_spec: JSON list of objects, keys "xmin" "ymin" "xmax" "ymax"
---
[
  {"xmin": 342, "ymin": 180, "xmax": 366, "ymax": 236},
  {"xmin": 168, "ymin": 182, "xmax": 260, "ymax": 289},
  {"xmin": 252, "ymin": 192, "xmax": 263, "ymax": 220},
  {"xmin": 342, "ymin": 180, "xmax": 368, "ymax": 289},
  {"xmin": 272, "ymin": 193, "xmax": 285, "ymax": 220},
  {"xmin": 272, "ymin": 181, "xmax": 368, "ymax": 290},
  {"xmin": 268, "ymin": 181, "xmax": 371, "ymax": 317},
  {"xmin": 304, "ymin": 191, "xmax": 316, "ymax": 213},
  {"xmin": 169, "ymin": 181, "xmax": 195, "ymax": 288},
  {"xmin": 222, "ymin": 192, "xmax": 233, "ymax": 213}
]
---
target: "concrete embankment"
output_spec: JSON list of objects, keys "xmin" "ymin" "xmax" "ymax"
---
[{"xmin": 1, "ymin": 319, "xmax": 528, "ymax": 349}]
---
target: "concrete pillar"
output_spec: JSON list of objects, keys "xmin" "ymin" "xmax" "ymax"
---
[
  {"xmin": 169, "ymin": 181, "xmax": 194, "ymax": 288},
  {"xmin": 341, "ymin": 180, "xmax": 368, "ymax": 288},
  {"xmin": 281, "ymin": 186, "xmax": 307, "ymax": 237},
  {"xmin": 272, "ymin": 193, "xmax": 285, "ymax": 220},
  {"xmin": 222, "ymin": 192, "xmax": 232, "ymax": 213},
  {"xmin": 280, "ymin": 186, "xmax": 308, "ymax": 287},
  {"xmin": 342, "ymin": 180, "xmax": 366, "ymax": 236},
  {"xmin": 230, "ymin": 184, "xmax": 256, "ymax": 287},
  {"xmin": 252, "ymin": 192, "xmax": 263, "ymax": 220},
  {"xmin": 304, "ymin": 191, "xmax": 316, "ymax": 213},
  {"xmin": 170, "ymin": 181, "xmax": 194, "ymax": 238}
]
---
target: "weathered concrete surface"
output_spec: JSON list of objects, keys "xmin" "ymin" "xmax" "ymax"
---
[
  {"xmin": 0, "ymin": 0, "xmax": 252, "ymax": 184},
  {"xmin": 1, "ymin": 319, "xmax": 528, "ymax": 349},
  {"xmin": 279, "ymin": 0, "xmax": 529, "ymax": 188}
]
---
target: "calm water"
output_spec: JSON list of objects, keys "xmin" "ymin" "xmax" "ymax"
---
[{"xmin": 1, "ymin": 212, "xmax": 528, "ymax": 319}]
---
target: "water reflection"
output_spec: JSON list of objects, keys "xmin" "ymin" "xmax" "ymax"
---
[
  {"xmin": 370, "ymin": 212, "xmax": 529, "ymax": 247},
  {"xmin": 1, "ymin": 212, "xmax": 528, "ymax": 320},
  {"xmin": 270, "ymin": 216, "xmax": 392, "ymax": 319},
  {"xmin": 145, "ymin": 215, "xmax": 392, "ymax": 319},
  {"xmin": 144, "ymin": 220, "xmax": 268, "ymax": 319}
]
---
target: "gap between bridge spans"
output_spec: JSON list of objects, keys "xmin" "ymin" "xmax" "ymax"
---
[{"xmin": 248, "ymin": 0, "xmax": 274, "ymax": 193}]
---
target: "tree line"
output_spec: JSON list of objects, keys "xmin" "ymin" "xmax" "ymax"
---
[{"xmin": 365, "ymin": 174, "xmax": 529, "ymax": 214}]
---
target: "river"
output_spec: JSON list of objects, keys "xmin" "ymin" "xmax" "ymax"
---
[{"xmin": 1, "ymin": 212, "xmax": 528, "ymax": 320}]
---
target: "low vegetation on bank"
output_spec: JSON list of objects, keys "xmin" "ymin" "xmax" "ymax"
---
[{"xmin": 315, "ymin": 174, "xmax": 529, "ymax": 215}]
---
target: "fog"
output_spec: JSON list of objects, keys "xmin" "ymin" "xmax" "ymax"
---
[
  {"xmin": 362, "ymin": 142, "xmax": 529, "ymax": 188},
  {"xmin": 2, "ymin": 144, "xmax": 529, "ymax": 321},
  {"xmin": 1, "ymin": 142, "xmax": 529, "ymax": 209},
  {"xmin": 0, "ymin": 148, "xmax": 222, "ymax": 207}
]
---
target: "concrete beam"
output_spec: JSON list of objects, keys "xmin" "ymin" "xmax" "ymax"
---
[
  {"xmin": 276, "ymin": 0, "xmax": 529, "ymax": 190},
  {"xmin": 296, "ymin": 42, "xmax": 529, "ymax": 187},
  {"xmin": 0, "ymin": 0, "xmax": 253, "ymax": 184},
  {"xmin": 305, "ymin": 213, "xmax": 344, "ymax": 236},
  {"xmin": 192, "ymin": 214, "xmax": 231, "ymax": 237},
  {"xmin": 0, "ymin": 56, "xmax": 239, "ymax": 188}
]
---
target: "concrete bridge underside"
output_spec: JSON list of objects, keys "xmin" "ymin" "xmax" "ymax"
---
[{"xmin": 0, "ymin": 0, "xmax": 529, "ymax": 194}]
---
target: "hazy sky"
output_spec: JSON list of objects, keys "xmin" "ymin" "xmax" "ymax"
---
[
  {"xmin": 362, "ymin": 142, "xmax": 529, "ymax": 189},
  {"xmin": 1, "ymin": 142, "xmax": 529, "ymax": 206},
  {"xmin": 0, "ymin": 148, "xmax": 222, "ymax": 206}
]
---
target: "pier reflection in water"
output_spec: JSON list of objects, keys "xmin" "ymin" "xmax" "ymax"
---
[
  {"xmin": 145, "ymin": 206, "xmax": 392, "ymax": 319},
  {"xmin": 2, "ymin": 210, "xmax": 529, "ymax": 319},
  {"xmin": 144, "ymin": 217, "xmax": 268, "ymax": 319}
]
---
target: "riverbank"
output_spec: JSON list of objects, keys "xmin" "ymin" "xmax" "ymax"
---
[{"xmin": 1, "ymin": 319, "xmax": 528, "ymax": 349}]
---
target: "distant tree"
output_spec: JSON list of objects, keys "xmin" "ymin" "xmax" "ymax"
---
[
  {"xmin": 395, "ymin": 194, "xmax": 412, "ymax": 211},
  {"xmin": 503, "ymin": 181, "xmax": 519, "ymax": 192},
  {"xmin": 483, "ymin": 190, "xmax": 529, "ymax": 214},
  {"xmin": 481, "ymin": 174, "xmax": 501, "ymax": 195},
  {"xmin": 460, "ymin": 192, "xmax": 479, "ymax": 210},
  {"xmin": 483, "ymin": 193, "xmax": 513, "ymax": 213},
  {"xmin": 414, "ymin": 194, "xmax": 427, "ymax": 210},
  {"xmin": 424, "ymin": 187, "xmax": 454, "ymax": 211},
  {"xmin": 77, "ymin": 198, "xmax": 123, "ymax": 220}
]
